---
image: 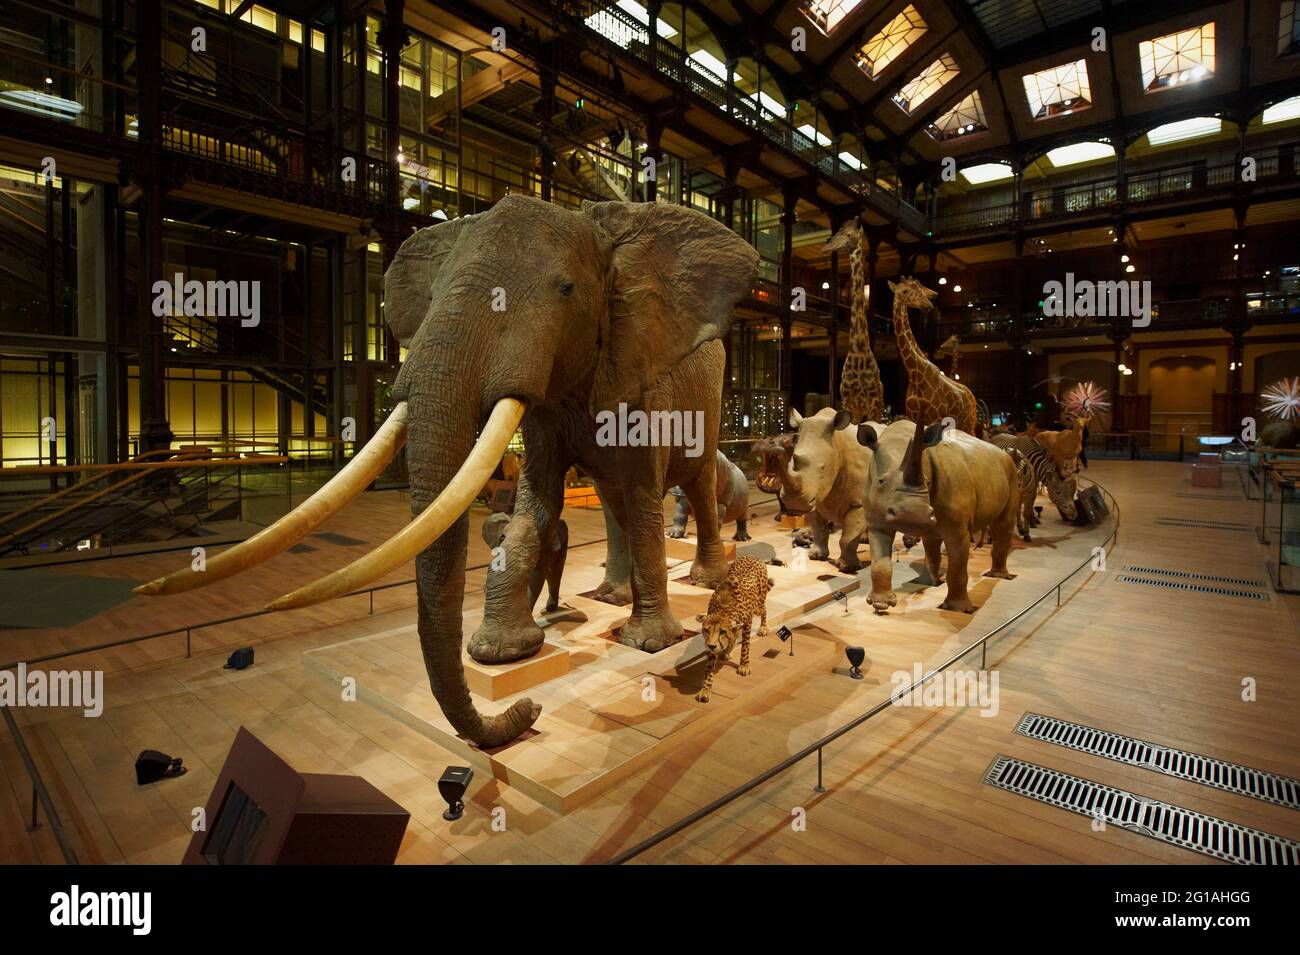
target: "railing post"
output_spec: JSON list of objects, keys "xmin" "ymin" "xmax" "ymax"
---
[
  {"xmin": 814, "ymin": 747, "xmax": 826, "ymax": 794},
  {"xmin": 369, "ymin": 590, "xmax": 374, "ymax": 615},
  {"xmin": 27, "ymin": 787, "xmax": 40, "ymax": 832},
  {"xmin": 186, "ymin": 628, "xmax": 191, "ymax": 658}
]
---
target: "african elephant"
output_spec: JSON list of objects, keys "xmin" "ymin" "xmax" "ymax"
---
[
  {"xmin": 135, "ymin": 195, "xmax": 758, "ymax": 749},
  {"xmin": 667, "ymin": 449, "xmax": 751, "ymax": 541},
  {"xmin": 858, "ymin": 421, "xmax": 1018, "ymax": 614},
  {"xmin": 481, "ymin": 512, "xmax": 568, "ymax": 614},
  {"xmin": 761, "ymin": 408, "xmax": 878, "ymax": 571}
]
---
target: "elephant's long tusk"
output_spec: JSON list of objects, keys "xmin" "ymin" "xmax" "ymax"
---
[
  {"xmin": 265, "ymin": 397, "xmax": 526, "ymax": 612},
  {"xmin": 134, "ymin": 403, "xmax": 410, "ymax": 596}
]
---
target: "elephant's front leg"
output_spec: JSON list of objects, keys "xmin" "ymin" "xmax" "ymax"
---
[
  {"xmin": 666, "ymin": 493, "xmax": 690, "ymax": 539},
  {"xmin": 592, "ymin": 489, "xmax": 632, "ymax": 605},
  {"xmin": 682, "ymin": 465, "xmax": 727, "ymax": 589},
  {"xmin": 617, "ymin": 477, "xmax": 685, "ymax": 653},
  {"xmin": 834, "ymin": 505, "xmax": 866, "ymax": 573},
  {"xmin": 868, "ymin": 528, "xmax": 898, "ymax": 613},
  {"xmin": 469, "ymin": 429, "xmax": 567, "ymax": 663}
]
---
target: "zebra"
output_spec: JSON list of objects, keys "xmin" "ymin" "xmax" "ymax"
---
[{"xmin": 988, "ymin": 433, "xmax": 1079, "ymax": 523}]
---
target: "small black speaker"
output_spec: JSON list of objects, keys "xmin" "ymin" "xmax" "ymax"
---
[
  {"xmin": 224, "ymin": 647, "xmax": 254, "ymax": 670},
  {"xmin": 135, "ymin": 750, "xmax": 184, "ymax": 786},
  {"xmin": 1074, "ymin": 485, "xmax": 1108, "ymax": 525}
]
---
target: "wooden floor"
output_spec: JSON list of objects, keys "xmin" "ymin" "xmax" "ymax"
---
[{"xmin": 2, "ymin": 460, "xmax": 1298, "ymax": 865}]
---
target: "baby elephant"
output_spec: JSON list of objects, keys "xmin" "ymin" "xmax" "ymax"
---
[
  {"xmin": 481, "ymin": 512, "xmax": 568, "ymax": 613},
  {"xmin": 667, "ymin": 449, "xmax": 751, "ymax": 541},
  {"xmin": 695, "ymin": 556, "xmax": 773, "ymax": 703}
]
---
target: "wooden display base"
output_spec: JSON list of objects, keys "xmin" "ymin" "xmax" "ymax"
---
[
  {"xmin": 780, "ymin": 513, "xmax": 806, "ymax": 529},
  {"xmin": 300, "ymin": 561, "xmax": 857, "ymax": 813},
  {"xmin": 464, "ymin": 641, "xmax": 571, "ymax": 701},
  {"xmin": 664, "ymin": 534, "xmax": 736, "ymax": 562},
  {"xmin": 303, "ymin": 615, "xmax": 835, "ymax": 814}
]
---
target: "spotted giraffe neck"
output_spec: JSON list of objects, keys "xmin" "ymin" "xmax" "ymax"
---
[
  {"xmin": 848, "ymin": 239, "xmax": 868, "ymax": 347},
  {"xmin": 892, "ymin": 297, "xmax": 931, "ymax": 380}
]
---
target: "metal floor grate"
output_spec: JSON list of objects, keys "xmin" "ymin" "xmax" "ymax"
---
[
  {"xmin": 1015, "ymin": 714, "xmax": 1300, "ymax": 809},
  {"xmin": 1121, "ymin": 565, "xmax": 1265, "ymax": 589},
  {"xmin": 1154, "ymin": 517, "xmax": 1250, "ymax": 532},
  {"xmin": 983, "ymin": 756, "xmax": 1300, "ymax": 865},
  {"xmin": 1115, "ymin": 574, "xmax": 1269, "ymax": 601}
]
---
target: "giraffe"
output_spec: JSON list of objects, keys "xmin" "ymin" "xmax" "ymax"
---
[
  {"xmin": 935, "ymin": 334, "xmax": 961, "ymax": 380},
  {"xmin": 889, "ymin": 277, "xmax": 979, "ymax": 433},
  {"xmin": 824, "ymin": 217, "xmax": 884, "ymax": 423}
]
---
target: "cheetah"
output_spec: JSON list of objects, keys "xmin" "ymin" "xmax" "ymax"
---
[{"xmin": 695, "ymin": 556, "xmax": 774, "ymax": 703}]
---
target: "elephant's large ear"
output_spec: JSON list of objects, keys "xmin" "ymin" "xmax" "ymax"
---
[
  {"xmin": 582, "ymin": 201, "xmax": 758, "ymax": 414},
  {"xmin": 383, "ymin": 214, "xmax": 482, "ymax": 347}
]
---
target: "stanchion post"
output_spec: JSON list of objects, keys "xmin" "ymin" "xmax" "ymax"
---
[
  {"xmin": 27, "ymin": 787, "xmax": 39, "ymax": 832},
  {"xmin": 814, "ymin": 747, "xmax": 826, "ymax": 793}
]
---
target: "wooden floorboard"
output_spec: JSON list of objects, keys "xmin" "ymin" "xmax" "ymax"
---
[{"xmin": 2, "ymin": 460, "xmax": 1297, "ymax": 864}]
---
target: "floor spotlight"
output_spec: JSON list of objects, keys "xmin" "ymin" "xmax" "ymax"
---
[
  {"xmin": 845, "ymin": 646, "xmax": 865, "ymax": 680},
  {"xmin": 439, "ymin": 766, "xmax": 473, "ymax": 821}
]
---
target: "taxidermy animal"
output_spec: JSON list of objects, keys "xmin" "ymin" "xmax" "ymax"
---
[
  {"xmin": 482, "ymin": 512, "xmax": 568, "ymax": 613},
  {"xmin": 858, "ymin": 421, "xmax": 1018, "ymax": 614},
  {"xmin": 988, "ymin": 433, "xmax": 1080, "ymax": 521},
  {"xmin": 135, "ymin": 195, "xmax": 758, "ymax": 748},
  {"xmin": 766, "ymin": 407, "xmax": 878, "ymax": 572},
  {"xmin": 824, "ymin": 216, "xmax": 884, "ymax": 423},
  {"xmin": 1023, "ymin": 418, "xmax": 1086, "ymax": 475},
  {"xmin": 695, "ymin": 556, "xmax": 772, "ymax": 703},
  {"xmin": 890, "ymin": 277, "xmax": 979, "ymax": 433},
  {"xmin": 668, "ymin": 449, "xmax": 751, "ymax": 541},
  {"xmin": 1258, "ymin": 418, "xmax": 1300, "ymax": 449},
  {"xmin": 754, "ymin": 433, "xmax": 794, "ymax": 495}
]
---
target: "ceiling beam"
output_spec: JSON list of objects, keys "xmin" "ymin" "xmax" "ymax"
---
[
  {"xmin": 991, "ymin": 0, "xmax": 1228, "ymax": 69},
  {"xmin": 712, "ymin": 0, "xmax": 928, "ymax": 166}
]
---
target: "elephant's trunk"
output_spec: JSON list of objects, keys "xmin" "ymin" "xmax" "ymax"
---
[{"xmin": 407, "ymin": 391, "xmax": 540, "ymax": 749}]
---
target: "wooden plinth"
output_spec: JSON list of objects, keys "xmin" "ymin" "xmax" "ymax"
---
[
  {"xmin": 780, "ymin": 514, "xmax": 806, "ymax": 529},
  {"xmin": 301, "ymin": 562, "xmax": 850, "ymax": 813},
  {"xmin": 664, "ymin": 535, "xmax": 736, "ymax": 562},
  {"xmin": 464, "ymin": 641, "xmax": 571, "ymax": 701}
]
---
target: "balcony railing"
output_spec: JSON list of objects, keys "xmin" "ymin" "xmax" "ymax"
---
[
  {"xmin": 574, "ymin": 2, "xmax": 929, "ymax": 234},
  {"xmin": 935, "ymin": 143, "xmax": 1298, "ymax": 237}
]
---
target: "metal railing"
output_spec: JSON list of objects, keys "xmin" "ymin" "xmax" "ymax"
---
[
  {"xmin": 934, "ymin": 143, "xmax": 1296, "ymax": 237},
  {"xmin": 1, "ymin": 492, "xmax": 782, "ymax": 861},
  {"xmin": 606, "ymin": 477, "xmax": 1121, "ymax": 864}
]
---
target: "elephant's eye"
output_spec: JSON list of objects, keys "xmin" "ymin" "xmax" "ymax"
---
[{"xmin": 558, "ymin": 280, "xmax": 574, "ymax": 298}]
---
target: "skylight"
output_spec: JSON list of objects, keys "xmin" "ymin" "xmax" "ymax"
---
[
  {"xmin": 688, "ymin": 49, "xmax": 731, "ymax": 82},
  {"xmin": 1281, "ymin": 2, "xmax": 1300, "ymax": 56},
  {"xmin": 800, "ymin": 0, "xmax": 867, "ymax": 36},
  {"xmin": 855, "ymin": 5, "xmax": 927, "ymax": 79},
  {"xmin": 748, "ymin": 90, "xmax": 787, "ymax": 117},
  {"xmin": 585, "ymin": 0, "xmax": 677, "ymax": 47},
  {"xmin": 1146, "ymin": 116, "xmax": 1222, "ymax": 146},
  {"xmin": 1263, "ymin": 95, "xmax": 1300, "ymax": 124},
  {"xmin": 928, "ymin": 91, "xmax": 987, "ymax": 142},
  {"xmin": 1045, "ymin": 142, "xmax": 1115, "ymax": 167},
  {"xmin": 892, "ymin": 53, "xmax": 959, "ymax": 114},
  {"xmin": 797, "ymin": 124, "xmax": 832, "ymax": 147},
  {"xmin": 960, "ymin": 162, "xmax": 1014, "ymax": 185},
  {"xmin": 837, "ymin": 151, "xmax": 864, "ymax": 170},
  {"xmin": 1139, "ymin": 22, "xmax": 1215, "ymax": 92},
  {"xmin": 1023, "ymin": 59, "xmax": 1092, "ymax": 120}
]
